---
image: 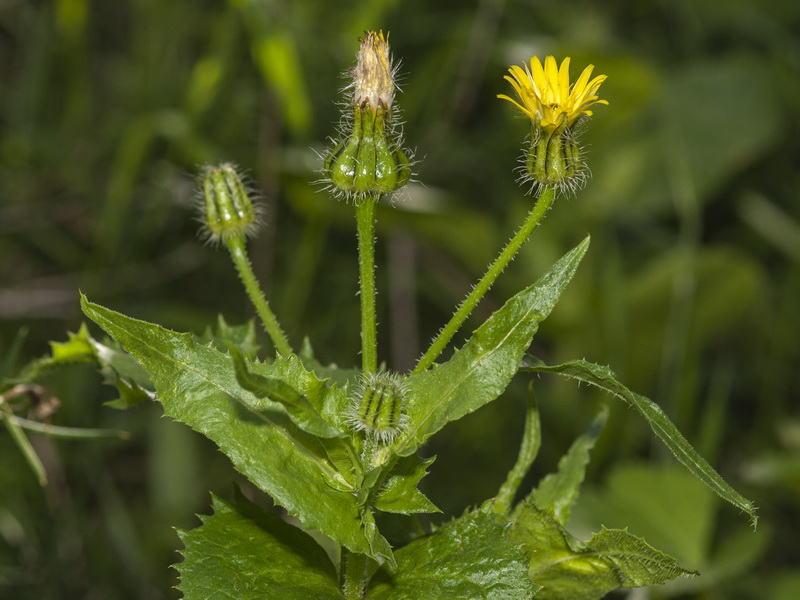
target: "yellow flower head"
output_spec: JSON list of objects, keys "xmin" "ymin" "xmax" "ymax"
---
[{"xmin": 498, "ymin": 56, "xmax": 608, "ymax": 129}]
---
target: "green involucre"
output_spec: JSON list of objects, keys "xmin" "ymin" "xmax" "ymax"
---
[{"xmin": 324, "ymin": 103, "xmax": 410, "ymax": 198}]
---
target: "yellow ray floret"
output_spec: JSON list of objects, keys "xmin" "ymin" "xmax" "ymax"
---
[{"xmin": 498, "ymin": 56, "xmax": 608, "ymax": 129}]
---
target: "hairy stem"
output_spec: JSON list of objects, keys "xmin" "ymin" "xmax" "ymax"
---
[
  {"xmin": 413, "ymin": 186, "xmax": 556, "ymax": 374},
  {"xmin": 356, "ymin": 197, "xmax": 379, "ymax": 374},
  {"xmin": 226, "ymin": 236, "xmax": 293, "ymax": 357},
  {"xmin": 342, "ymin": 550, "xmax": 369, "ymax": 600}
]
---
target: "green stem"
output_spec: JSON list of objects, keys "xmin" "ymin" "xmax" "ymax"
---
[
  {"xmin": 1, "ymin": 399, "xmax": 47, "ymax": 486},
  {"xmin": 342, "ymin": 549, "xmax": 369, "ymax": 600},
  {"xmin": 413, "ymin": 186, "xmax": 556, "ymax": 374},
  {"xmin": 493, "ymin": 382, "xmax": 541, "ymax": 516},
  {"xmin": 356, "ymin": 197, "xmax": 378, "ymax": 374},
  {"xmin": 2, "ymin": 415, "xmax": 130, "ymax": 440},
  {"xmin": 226, "ymin": 236, "xmax": 293, "ymax": 357}
]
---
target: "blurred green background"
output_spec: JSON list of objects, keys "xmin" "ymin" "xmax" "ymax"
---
[{"xmin": 2, "ymin": 0, "xmax": 799, "ymax": 598}]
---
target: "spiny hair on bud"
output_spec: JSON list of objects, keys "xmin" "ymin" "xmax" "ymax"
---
[
  {"xmin": 346, "ymin": 371, "xmax": 408, "ymax": 444},
  {"xmin": 514, "ymin": 124, "xmax": 590, "ymax": 198},
  {"xmin": 315, "ymin": 90, "xmax": 415, "ymax": 203},
  {"xmin": 195, "ymin": 163, "xmax": 264, "ymax": 246},
  {"xmin": 316, "ymin": 31, "xmax": 415, "ymax": 204}
]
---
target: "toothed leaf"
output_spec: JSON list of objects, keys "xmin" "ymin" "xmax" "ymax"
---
[
  {"xmin": 369, "ymin": 507, "xmax": 539, "ymax": 599},
  {"xmin": 176, "ymin": 494, "xmax": 342, "ymax": 600},
  {"xmin": 374, "ymin": 454, "xmax": 440, "ymax": 515},
  {"xmin": 82, "ymin": 296, "xmax": 391, "ymax": 563},
  {"xmin": 530, "ymin": 405, "xmax": 608, "ymax": 525},
  {"xmin": 511, "ymin": 501, "xmax": 694, "ymax": 599},
  {"xmin": 521, "ymin": 357, "xmax": 758, "ymax": 527}
]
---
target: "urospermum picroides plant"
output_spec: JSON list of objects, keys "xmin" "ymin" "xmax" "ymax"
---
[{"xmin": 8, "ymin": 31, "xmax": 756, "ymax": 599}]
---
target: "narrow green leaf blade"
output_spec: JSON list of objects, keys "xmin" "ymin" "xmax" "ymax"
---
[
  {"xmin": 177, "ymin": 494, "xmax": 343, "ymax": 600},
  {"xmin": 374, "ymin": 454, "xmax": 440, "ymax": 515},
  {"xmin": 397, "ymin": 237, "xmax": 590, "ymax": 456},
  {"xmin": 511, "ymin": 501, "xmax": 693, "ymax": 599},
  {"xmin": 494, "ymin": 382, "xmax": 542, "ymax": 516},
  {"xmin": 369, "ymin": 508, "xmax": 540, "ymax": 599},
  {"xmin": 82, "ymin": 297, "xmax": 388, "ymax": 560},
  {"xmin": 1, "ymin": 402, "xmax": 47, "ymax": 486},
  {"xmin": 522, "ymin": 357, "xmax": 758, "ymax": 526},
  {"xmin": 530, "ymin": 405, "xmax": 608, "ymax": 526}
]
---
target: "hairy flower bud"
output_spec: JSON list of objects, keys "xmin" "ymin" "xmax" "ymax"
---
[
  {"xmin": 323, "ymin": 31, "xmax": 411, "ymax": 200},
  {"xmin": 199, "ymin": 163, "xmax": 259, "ymax": 244},
  {"xmin": 348, "ymin": 371, "xmax": 407, "ymax": 443}
]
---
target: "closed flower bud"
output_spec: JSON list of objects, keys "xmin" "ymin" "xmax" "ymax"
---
[
  {"xmin": 348, "ymin": 371, "xmax": 407, "ymax": 444},
  {"xmin": 323, "ymin": 31, "xmax": 411, "ymax": 200},
  {"xmin": 199, "ymin": 163, "xmax": 260, "ymax": 244}
]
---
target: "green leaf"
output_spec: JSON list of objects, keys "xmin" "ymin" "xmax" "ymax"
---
[
  {"xmin": 229, "ymin": 345, "xmax": 345, "ymax": 439},
  {"xmin": 12, "ymin": 324, "xmax": 98, "ymax": 384},
  {"xmin": 374, "ymin": 454, "xmax": 440, "ymax": 515},
  {"xmin": 396, "ymin": 237, "xmax": 590, "ymax": 457},
  {"xmin": 530, "ymin": 405, "xmax": 608, "ymax": 526},
  {"xmin": 11, "ymin": 324, "xmax": 153, "ymax": 409},
  {"xmin": 494, "ymin": 382, "xmax": 542, "ymax": 516},
  {"xmin": 199, "ymin": 315, "xmax": 260, "ymax": 356},
  {"xmin": 573, "ymin": 463, "xmax": 720, "ymax": 569},
  {"xmin": 91, "ymin": 334, "xmax": 154, "ymax": 408},
  {"xmin": 81, "ymin": 296, "xmax": 391, "ymax": 562},
  {"xmin": 369, "ymin": 507, "xmax": 540, "ymax": 599},
  {"xmin": 299, "ymin": 337, "xmax": 361, "ymax": 388},
  {"xmin": 521, "ymin": 357, "xmax": 758, "ymax": 526},
  {"xmin": 511, "ymin": 501, "xmax": 693, "ymax": 599},
  {"xmin": 177, "ymin": 493, "xmax": 343, "ymax": 600}
]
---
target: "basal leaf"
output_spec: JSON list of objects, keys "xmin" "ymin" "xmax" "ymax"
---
[
  {"xmin": 369, "ymin": 507, "xmax": 540, "ymax": 599},
  {"xmin": 521, "ymin": 357, "xmax": 758, "ymax": 526},
  {"xmin": 229, "ymin": 345, "xmax": 345, "ymax": 438},
  {"xmin": 511, "ymin": 501, "xmax": 693, "ymax": 599},
  {"xmin": 374, "ymin": 454, "xmax": 440, "ymax": 515},
  {"xmin": 82, "ymin": 297, "xmax": 390, "ymax": 561},
  {"xmin": 177, "ymin": 493, "xmax": 342, "ymax": 600},
  {"xmin": 396, "ymin": 237, "xmax": 590, "ymax": 457},
  {"xmin": 529, "ymin": 405, "xmax": 608, "ymax": 526}
]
